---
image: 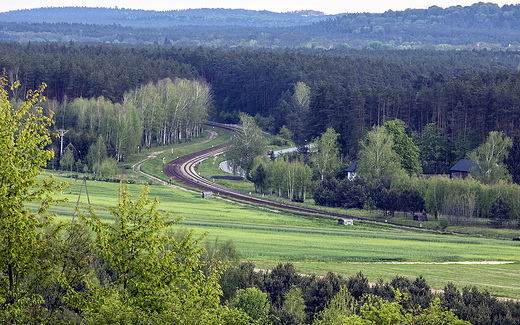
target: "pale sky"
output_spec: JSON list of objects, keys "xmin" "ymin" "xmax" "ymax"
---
[{"xmin": 1, "ymin": 1, "xmax": 518, "ymax": 15}]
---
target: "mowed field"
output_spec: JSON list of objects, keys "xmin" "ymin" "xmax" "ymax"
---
[{"xmin": 38, "ymin": 172, "xmax": 520, "ymax": 299}]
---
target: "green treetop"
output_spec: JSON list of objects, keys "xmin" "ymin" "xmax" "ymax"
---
[
  {"xmin": 227, "ymin": 113, "xmax": 268, "ymax": 179},
  {"xmin": 467, "ymin": 131, "xmax": 512, "ymax": 184},
  {"xmin": 357, "ymin": 125, "xmax": 402, "ymax": 183},
  {"xmin": 0, "ymin": 72, "xmax": 68, "ymax": 321},
  {"xmin": 384, "ymin": 119, "xmax": 422, "ymax": 176}
]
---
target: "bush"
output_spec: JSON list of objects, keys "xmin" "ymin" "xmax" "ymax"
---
[
  {"xmin": 94, "ymin": 157, "xmax": 121, "ymax": 177},
  {"xmin": 230, "ymin": 287, "xmax": 270, "ymax": 320}
]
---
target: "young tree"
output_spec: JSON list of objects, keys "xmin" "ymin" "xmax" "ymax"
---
[
  {"xmin": 314, "ymin": 127, "xmax": 341, "ymax": 181},
  {"xmin": 282, "ymin": 285, "xmax": 307, "ymax": 324},
  {"xmin": 312, "ymin": 286, "xmax": 359, "ymax": 325},
  {"xmin": 357, "ymin": 126, "xmax": 402, "ymax": 184},
  {"xmin": 227, "ymin": 113, "xmax": 268, "ymax": 179},
  {"xmin": 230, "ymin": 287, "xmax": 270, "ymax": 321},
  {"xmin": 384, "ymin": 119, "xmax": 422, "ymax": 176},
  {"xmin": 285, "ymin": 160, "xmax": 312, "ymax": 202},
  {"xmin": 265, "ymin": 158, "xmax": 286, "ymax": 196},
  {"xmin": 467, "ymin": 131, "xmax": 512, "ymax": 184},
  {"xmin": 86, "ymin": 135, "xmax": 107, "ymax": 173},
  {"xmin": 419, "ymin": 123, "xmax": 447, "ymax": 173},
  {"xmin": 288, "ymin": 82, "xmax": 310, "ymax": 144},
  {"xmin": 251, "ymin": 161, "xmax": 267, "ymax": 194},
  {"xmin": 80, "ymin": 182, "xmax": 237, "ymax": 324},
  {"xmin": 0, "ymin": 73, "xmax": 68, "ymax": 321},
  {"xmin": 489, "ymin": 195, "xmax": 510, "ymax": 227},
  {"xmin": 278, "ymin": 125, "xmax": 293, "ymax": 144},
  {"xmin": 61, "ymin": 144, "xmax": 75, "ymax": 173}
]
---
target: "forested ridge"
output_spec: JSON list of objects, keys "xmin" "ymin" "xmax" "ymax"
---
[
  {"xmin": 2, "ymin": 3, "xmax": 520, "ymax": 48},
  {"xmin": 0, "ymin": 7, "xmax": 332, "ymax": 28}
]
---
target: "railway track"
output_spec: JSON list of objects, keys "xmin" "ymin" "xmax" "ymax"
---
[{"xmin": 163, "ymin": 122, "xmax": 438, "ymax": 230}]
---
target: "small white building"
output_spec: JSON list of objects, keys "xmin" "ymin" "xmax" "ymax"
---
[{"xmin": 338, "ymin": 219, "xmax": 354, "ymax": 225}]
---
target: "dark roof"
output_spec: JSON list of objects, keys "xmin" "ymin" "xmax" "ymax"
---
[
  {"xmin": 345, "ymin": 160, "xmax": 358, "ymax": 172},
  {"xmin": 450, "ymin": 159, "xmax": 475, "ymax": 172}
]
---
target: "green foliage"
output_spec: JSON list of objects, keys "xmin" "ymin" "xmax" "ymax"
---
[
  {"xmin": 87, "ymin": 135, "xmax": 108, "ymax": 172},
  {"xmin": 129, "ymin": 78, "xmax": 210, "ymax": 149},
  {"xmin": 79, "ymin": 182, "xmax": 239, "ymax": 324},
  {"xmin": 227, "ymin": 113, "xmax": 268, "ymax": 178},
  {"xmin": 489, "ymin": 196, "xmax": 510, "ymax": 227},
  {"xmin": 230, "ymin": 287, "xmax": 270, "ymax": 321},
  {"xmin": 419, "ymin": 123, "xmax": 448, "ymax": 173},
  {"xmin": 285, "ymin": 159, "xmax": 313, "ymax": 202},
  {"xmin": 312, "ymin": 286, "xmax": 358, "ymax": 325},
  {"xmin": 202, "ymin": 237, "xmax": 242, "ymax": 267},
  {"xmin": 251, "ymin": 161, "xmax": 268, "ymax": 194},
  {"xmin": 61, "ymin": 145, "xmax": 75, "ymax": 171},
  {"xmin": 313, "ymin": 127, "xmax": 341, "ymax": 181},
  {"xmin": 304, "ymin": 272, "xmax": 346, "ymax": 320},
  {"xmin": 384, "ymin": 119, "xmax": 422, "ymax": 176},
  {"xmin": 441, "ymin": 282, "xmax": 512, "ymax": 325},
  {"xmin": 282, "ymin": 286, "xmax": 307, "ymax": 324},
  {"xmin": 314, "ymin": 287, "xmax": 471, "ymax": 325},
  {"xmin": 467, "ymin": 131, "xmax": 512, "ymax": 185},
  {"xmin": 0, "ymin": 73, "xmax": 77, "ymax": 322},
  {"xmin": 504, "ymin": 136, "xmax": 520, "ymax": 185},
  {"xmin": 278, "ymin": 126, "xmax": 293, "ymax": 143},
  {"xmin": 357, "ymin": 126, "xmax": 402, "ymax": 184},
  {"xmin": 96, "ymin": 157, "xmax": 121, "ymax": 177}
]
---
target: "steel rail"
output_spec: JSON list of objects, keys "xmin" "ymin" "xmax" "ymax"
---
[{"xmin": 163, "ymin": 122, "xmax": 441, "ymax": 230}]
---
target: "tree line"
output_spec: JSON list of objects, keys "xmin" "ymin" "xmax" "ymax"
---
[
  {"xmin": 219, "ymin": 260, "xmax": 520, "ymax": 325},
  {"xmin": 312, "ymin": 121, "xmax": 520, "ymax": 227},
  {"xmin": 45, "ymin": 77, "xmax": 210, "ymax": 174},
  {"xmin": 229, "ymin": 113, "xmax": 520, "ymax": 227},
  {"xmin": 4, "ymin": 41, "xmax": 520, "ymax": 173}
]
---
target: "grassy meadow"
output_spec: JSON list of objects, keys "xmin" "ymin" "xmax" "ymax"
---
[
  {"xmin": 34, "ymin": 127, "xmax": 520, "ymax": 300},
  {"xmin": 37, "ymin": 170, "xmax": 520, "ymax": 299}
]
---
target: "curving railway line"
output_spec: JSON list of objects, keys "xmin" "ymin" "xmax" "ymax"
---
[{"xmin": 163, "ymin": 121, "xmax": 438, "ymax": 230}]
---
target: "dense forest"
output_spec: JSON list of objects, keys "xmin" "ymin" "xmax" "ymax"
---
[
  {"xmin": 2, "ymin": 42, "xmax": 520, "ymax": 171},
  {"xmin": 2, "ymin": 3, "xmax": 520, "ymax": 48}
]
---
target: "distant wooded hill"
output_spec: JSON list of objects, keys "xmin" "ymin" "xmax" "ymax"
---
[
  {"xmin": 1, "ymin": 3, "xmax": 520, "ymax": 48},
  {"xmin": 0, "ymin": 7, "xmax": 334, "ymax": 27}
]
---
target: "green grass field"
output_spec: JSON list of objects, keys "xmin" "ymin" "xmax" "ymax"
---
[
  {"xmin": 37, "ymin": 171, "xmax": 520, "ymax": 299},
  {"xmin": 37, "ymin": 127, "xmax": 520, "ymax": 299}
]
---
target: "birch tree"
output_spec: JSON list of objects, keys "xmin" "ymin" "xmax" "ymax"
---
[
  {"xmin": 467, "ymin": 131, "xmax": 512, "ymax": 184},
  {"xmin": 289, "ymin": 82, "xmax": 310, "ymax": 144},
  {"xmin": 314, "ymin": 127, "xmax": 340, "ymax": 180},
  {"xmin": 357, "ymin": 125, "xmax": 402, "ymax": 183},
  {"xmin": 227, "ymin": 113, "xmax": 267, "ymax": 179},
  {"xmin": 266, "ymin": 158, "xmax": 286, "ymax": 196}
]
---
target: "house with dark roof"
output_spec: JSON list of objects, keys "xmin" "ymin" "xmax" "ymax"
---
[
  {"xmin": 345, "ymin": 160, "xmax": 358, "ymax": 181},
  {"xmin": 450, "ymin": 159, "xmax": 475, "ymax": 179}
]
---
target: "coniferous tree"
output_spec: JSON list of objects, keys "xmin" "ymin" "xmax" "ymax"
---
[{"xmin": 504, "ymin": 136, "xmax": 520, "ymax": 185}]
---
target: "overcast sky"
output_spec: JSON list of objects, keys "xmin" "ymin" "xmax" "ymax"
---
[{"xmin": 1, "ymin": 1, "xmax": 517, "ymax": 14}]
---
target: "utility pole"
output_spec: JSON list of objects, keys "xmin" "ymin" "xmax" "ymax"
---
[{"xmin": 57, "ymin": 129, "xmax": 69, "ymax": 161}]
